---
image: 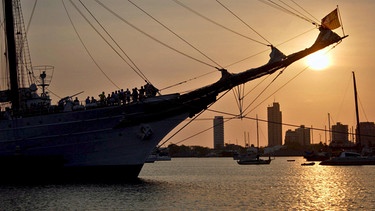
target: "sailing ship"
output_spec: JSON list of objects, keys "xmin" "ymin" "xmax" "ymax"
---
[{"xmin": 0, "ymin": 0, "xmax": 346, "ymax": 182}]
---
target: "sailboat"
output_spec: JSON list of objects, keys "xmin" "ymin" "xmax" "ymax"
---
[
  {"xmin": 320, "ymin": 72, "xmax": 375, "ymax": 166},
  {"xmin": 0, "ymin": 0, "xmax": 346, "ymax": 182},
  {"xmin": 237, "ymin": 115, "xmax": 272, "ymax": 165}
]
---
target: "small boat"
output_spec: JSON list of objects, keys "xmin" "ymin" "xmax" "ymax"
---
[
  {"xmin": 320, "ymin": 151, "xmax": 375, "ymax": 166},
  {"xmin": 237, "ymin": 156, "xmax": 272, "ymax": 165},
  {"xmin": 146, "ymin": 147, "xmax": 171, "ymax": 163},
  {"xmin": 287, "ymin": 159, "xmax": 295, "ymax": 162},
  {"xmin": 301, "ymin": 162, "xmax": 315, "ymax": 166},
  {"xmin": 304, "ymin": 151, "xmax": 330, "ymax": 161}
]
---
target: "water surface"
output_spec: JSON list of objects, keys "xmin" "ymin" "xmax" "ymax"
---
[{"xmin": 1, "ymin": 157, "xmax": 374, "ymax": 210}]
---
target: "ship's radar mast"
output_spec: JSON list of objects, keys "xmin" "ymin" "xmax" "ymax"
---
[{"xmin": 34, "ymin": 65, "xmax": 54, "ymax": 97}]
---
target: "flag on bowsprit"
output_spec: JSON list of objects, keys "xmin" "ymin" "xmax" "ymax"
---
[{"xmin": 321, "ymin": 8, "xmax": 341, "ymax": 30}]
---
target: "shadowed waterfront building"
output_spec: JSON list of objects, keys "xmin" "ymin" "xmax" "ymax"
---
[
  {"xmin": 331, "ymin": 122, "xmax": 350, "ymax": 146},
  {"xmin": 267, "ymin": 102, "xmax": 282, "ymax": 146},
  {"xmin": 285, "ymin": 129, "xmax": 297, "ymax": 145},
  {"xmin": 285, "ymin": 125, "xmax": 311, "ymax": 146},
  {"xmin": 357, "ymin": 122, "xmax": 375, "ymax": 147},
  {"xmin": 213, "ymin": 116, "xmax": 224, "ymax": 149}
]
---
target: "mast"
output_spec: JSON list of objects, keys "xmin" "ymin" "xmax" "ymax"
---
[
  {"xmin": 3, "ymin": 0, "xmax": 19, "ymax": 110},
  {"xmin": 328, "ymin": 113, "xmax": 331, "ymax": 143},
  {"xmin": 256, "ymin": 114, "xmax": 259, "ymax": 149},
  {"xmin": 352, "ymin": 71, "xmax": 361, "ymax": 146}
]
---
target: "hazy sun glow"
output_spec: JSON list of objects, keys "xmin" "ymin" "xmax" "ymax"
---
[{"xmin": 306, "ymin": 51, "xmax": 331, "ymax": 70}]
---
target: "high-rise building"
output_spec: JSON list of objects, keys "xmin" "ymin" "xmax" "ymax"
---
[
  {"xmin": 213, "ymin": 116, "xmax": 224, "ymax": 149},
  {"xmin": 267, "ymin": 102, "xmax": 282, "ymax": 146}
]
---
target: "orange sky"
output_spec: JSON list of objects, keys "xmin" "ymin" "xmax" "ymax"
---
[{"xmin": 14, "ymin": 0, "xmax": 375, "ymax": 147}]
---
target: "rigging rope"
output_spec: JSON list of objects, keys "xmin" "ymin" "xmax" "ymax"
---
[
  {"xmin": 275, "ymin": 27, "xmax": 316, "ymax": 46},
  {"xmin": 158, "ymin": 109, "xmax": 204, "ymax": 147},
  {"xmin": 232, "ymin": 84, "xmax": 245, "ymax": 118},
  {"xmin": 173, "ymin": 0, "xmax": 269, "ymax": 46},
  {"xmin": 79, "ymin": 0, "xmax": 150, "ymax": 84},
  {"xmin": 337, "ymin": 6, "xmax": 346, "ymax": 36},
  {"xmin": 278, "ymin": 0, "xmax": 318, "ymax": 24},
  {"xmin": 63, "ymin": 0, "xmax": 120, "ymax": 89},
  {"xmin": 164, "ymin": 44, "xmax": 341, "ymax": 146},
  {"xmin": 259, "ymin": 0, "xmax": 318, "ymax": 26},
  {"xmin": 26, "ymin": 3, "xmax": 38, "ymax": 87},
  {"xmin": 243, "ymin": 74, "xmax": 271, "ymax": 100},
  {"xmin": 157, "ymin": 2, "xmax": 347, "ymax": 146},
  {"xmin": 215, "ymin": 0, "xmax": 272, "ymax": 46},
  {"xmin": 242, "ymin": 68, "xmax": 286, "ymax": 115},
  {"xmin": 224, "ymin": 48, "xmax": 270, "ymax": 69},
  {"xmin": 224, "ymin": 29, "xmax": 318, "ymax": 116},
  {"xmin": 25, "ymin": 0, "xmax": 38, "ymax": 34},
  {"xmin": 92, "ymin": 0, "xmax": 316, "ymax": 92},
  {"xmin": 334, "ymin": 73, "xmax": 351, "ymax": 124},
  {"xmin": 245, "ymin": 66, "xmax": 304, "ymax": 117},
  {"xmin": 224, "ymin": 27, "xmax": 315, "ymax": 69},
  {"xmin": 244, "ymin": 43, "xmax": 341, "ymax": 117},
  {"xmin": 160, "ymin": 26, "xmax": 315, "ymax": 94},
  {"xmin": 71, "ymin": 0, "xmax": 148, "ymax": 85},
  {"xmin": 128, "ymin": 0, "xmax": 223, "ymax": 69},
  {"xmin": 170, "ymin": 116, "xmax": 237, "ymax": 146},
  {"xmin": 17, "ymin": 0, "xmax": 38, "ymax": 86},
  {"xmin": 172, "ymin": 111, "xmax": 373, "ymax": 147},
  {"xmin": 161, "ymin": 29, "xmax": 316, "ymax": 91},
  {"xmin": 159, "ymin": 89, "xmax": 233, "ymax": 147},
  {"xmin": 159, "ymin": 69, "xmax": 216, "ymax": 92},
  {"xmin": 170, "ymin": 43, "xmax": 345, "ymax": 147},
  {"xmin": 358, "ymin": 95, "xmax": 369, "ymax": 122},
  {"xmin": 94, "ymin": 0, "xmax": 217, "ymax": 69},
  {"xmin": 289, "ymin": 0, "xmax": 320, "ymax": 23}
]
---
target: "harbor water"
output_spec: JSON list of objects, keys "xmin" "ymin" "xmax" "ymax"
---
[{"xmin": 1, "ymin": 157, "xmax": 374, "ymax": 210}]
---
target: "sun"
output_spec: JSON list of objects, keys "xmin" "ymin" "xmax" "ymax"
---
[{"xmin": 306, "ymin": 51, "xmax": 331, "ymax": 71}]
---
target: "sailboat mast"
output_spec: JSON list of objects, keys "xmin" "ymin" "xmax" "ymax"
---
[
  {"xmin": 352, "ymin": 71, "xmax": 361, "ymax": 146},
  {"xmin": 256, "ymin": 114, "xmax": 259, "ymax": 149},
  {"xmin": 328, "ymin": 113, "xmax": 331, "ymax": 143},
  {"xmin": 3, "ymin": 0, "xmax": 19, "ymax": 110}
]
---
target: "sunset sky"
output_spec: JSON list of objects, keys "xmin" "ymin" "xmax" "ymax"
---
[{"xmin": 12, "ymin": 0, "xmax": 375, "ymax": 147}]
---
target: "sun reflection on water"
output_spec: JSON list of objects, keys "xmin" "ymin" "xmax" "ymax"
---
[{"xmin": 288, "ymin": 163, "xmax": 373, "ymax": 210}]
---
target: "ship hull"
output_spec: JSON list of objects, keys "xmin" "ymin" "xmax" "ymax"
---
[
  {"xmin": 319, "ymin": 152, "xmax": 375, "ymax": 166},
  {"xmin": 0, "ymin": 156, "xmax": 144, "ymax": 183},
  {"xmin": 319, "ymin": 157, "xmax": 375, "ymax": 166},
  {"xmin": 0, "ymin": 99, "xmax": 192, "ymax": 182}
]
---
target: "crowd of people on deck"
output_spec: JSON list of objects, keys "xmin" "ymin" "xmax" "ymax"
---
[{"xmin": 75, "ymin": 81, "xmax": 159, "ymax": 108}]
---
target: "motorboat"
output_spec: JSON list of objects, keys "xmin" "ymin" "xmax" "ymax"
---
[{"xmin": 320, "ymin": 151, "xmax": 375, "ymax": 166}]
